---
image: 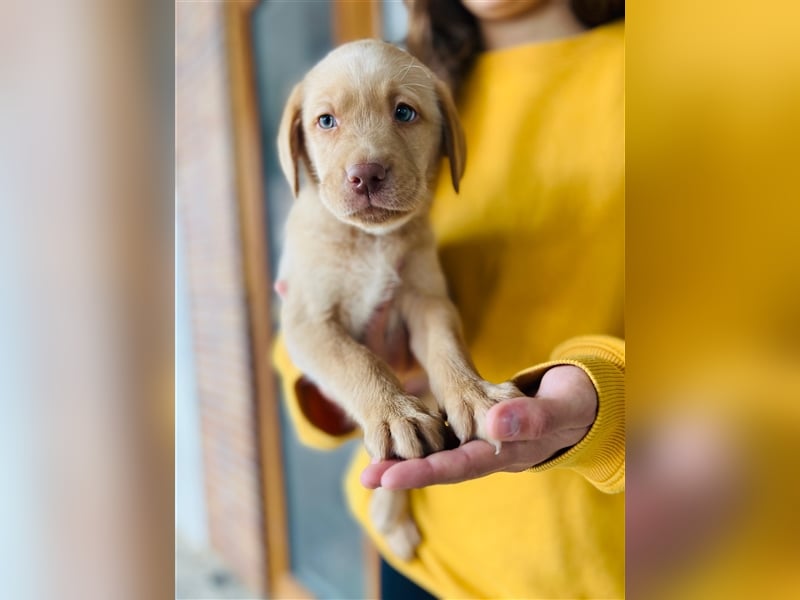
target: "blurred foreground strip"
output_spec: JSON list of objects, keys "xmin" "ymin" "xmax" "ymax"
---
[
  {"xmin": 0, "ymin": 1, "xmax": 172, "ymax": 599},
  {"xmin": 628, "ymin": 0, "xmax": 800, "ymax": 598}
]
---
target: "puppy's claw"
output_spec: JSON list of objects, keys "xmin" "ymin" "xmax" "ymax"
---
[
  {"xmin": 492, "ymin": 439, "xmax": 502, "ymax": 455},
  {"xmin": 363, "ymin": 396, "xmax": 446, "ymax": 460}
]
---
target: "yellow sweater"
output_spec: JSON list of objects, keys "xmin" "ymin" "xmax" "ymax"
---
[{"xmin": 274, "ymin": 22, "xmax": 624, "ymax": 599}]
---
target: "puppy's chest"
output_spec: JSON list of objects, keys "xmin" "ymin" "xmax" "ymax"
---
[{"xmin": 339, "ymin": 246, "xmax": 407, "ymax": 336}]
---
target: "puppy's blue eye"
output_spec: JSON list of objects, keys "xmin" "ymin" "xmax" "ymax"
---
[
  {"xmin": 318, "ymin": 114, "xmax": 337, "ymax": 129},
  {"xmin": 394, "ymin": 103, "xmax": 417, "ymax": 123}
]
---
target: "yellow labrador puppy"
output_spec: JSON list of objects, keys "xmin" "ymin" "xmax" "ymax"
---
[{"xmin": 276, "ymin": 40, "xmax": 521, "ymax": 559}]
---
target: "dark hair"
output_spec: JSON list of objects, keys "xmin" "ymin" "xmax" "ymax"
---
[{"xmin": 405, "ymin": 0, "xmax": 625, "ymax": 97}]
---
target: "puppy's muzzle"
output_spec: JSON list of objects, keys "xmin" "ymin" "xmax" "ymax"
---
[{"xmin": 347, "ymin": 162, "xmax": 387, "ymax": 196}]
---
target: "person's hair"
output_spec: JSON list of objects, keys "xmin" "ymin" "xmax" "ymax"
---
[{"xmin": 405, "ymin": 0, "xmax": 625, "ymax": 97}]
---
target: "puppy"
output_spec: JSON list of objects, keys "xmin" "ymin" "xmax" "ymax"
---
[{"xmin": 276, "ymin": 40, "xmax": 521, "ymax": 559}]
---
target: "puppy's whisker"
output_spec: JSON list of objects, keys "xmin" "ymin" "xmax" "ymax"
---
[
  {"xmin": 398, "ymin": 62, "xmax": 413, "ymax": 80},
  {"xmin": 397, "ymin": 62, "xmax": 432, "ymax": 83},
  {"xmin": 400, "ymin": 82, "xmax": 433, "ymax": 91}
]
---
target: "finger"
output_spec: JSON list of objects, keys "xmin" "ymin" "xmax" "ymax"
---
[
  {"xmin": 380, "ymin": 440, "xmax": 506, "ymax": 490},
  {"xmin": 486, "ymin": 395, "xmax": 589, "ymax": 442},
  {"xmin": 361, "ymin": 459, "xmax": 401, "ymax": 489},
  {"xmin": 537, "ymin": 365, "xmax": 598, "ymax": 426}
]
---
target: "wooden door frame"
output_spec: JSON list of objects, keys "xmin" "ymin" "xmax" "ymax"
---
[{"xmin": 224, "ymin": 1, "xmax": 382, "ymax": 598}]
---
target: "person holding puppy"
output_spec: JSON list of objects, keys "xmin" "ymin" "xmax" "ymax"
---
[{"xmin": 274, "ymin": 0, "xmax": 624, "ymax": 597}]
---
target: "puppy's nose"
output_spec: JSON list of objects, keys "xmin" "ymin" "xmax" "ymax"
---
[{"xmin": 347, "ymin": 163, "xmax": 386, "ymax": 195}]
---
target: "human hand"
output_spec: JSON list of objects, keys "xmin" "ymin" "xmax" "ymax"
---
[{"xmin": 361, "ymin": 365, "xmax": 598, "ymax": 489}]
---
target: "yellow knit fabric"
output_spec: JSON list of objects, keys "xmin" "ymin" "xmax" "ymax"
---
[{"xmin": 274, "ymin": 22, "xmax": 624, "ymax": 599}]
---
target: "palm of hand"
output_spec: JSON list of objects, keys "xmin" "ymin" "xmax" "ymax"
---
[{"xmin": 360, "ymin": 362, "xmax": 598, "ymax": 490}]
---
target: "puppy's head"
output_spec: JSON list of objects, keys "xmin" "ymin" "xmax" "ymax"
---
[{"xmin": 278, "ymin": 40, "xmax": 465, "ymax": 234}]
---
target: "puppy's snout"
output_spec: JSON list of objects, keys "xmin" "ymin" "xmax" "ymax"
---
[{"xmin": 347, "ymin": 163, "xmax": 386, "ymax": 195}]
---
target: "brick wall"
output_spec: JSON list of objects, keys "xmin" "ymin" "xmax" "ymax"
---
[{"xmin": 176, "ymin": 2, "xmax": 266, "ymax": 594}]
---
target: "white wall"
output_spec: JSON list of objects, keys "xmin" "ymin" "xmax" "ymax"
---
[{"xmin": 175, "ymin": 217, "xmax": 208, "ymax": 548}]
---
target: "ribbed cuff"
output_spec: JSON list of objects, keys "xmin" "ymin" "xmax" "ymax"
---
[{"xmin": 512, "ymin": 336, "xmax": 625, "ymax": 494}]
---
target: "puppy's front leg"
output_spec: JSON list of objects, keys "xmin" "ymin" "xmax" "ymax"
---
[
  {"xmin": 283, "ymin": 310, "xmax": 444, "ymax": 459},
  {"xmin": 399, "ymin": 291, "xmax": 522, "ymax": 450}
]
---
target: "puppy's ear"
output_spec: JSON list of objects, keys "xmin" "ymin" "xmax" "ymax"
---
[
  {"xmin": 435, "ymin": 79, "xmax": 467, "ymax": 193},
  {"xmin": 277, "ymin": 82, "xmax": 306, "ymax": 197}
]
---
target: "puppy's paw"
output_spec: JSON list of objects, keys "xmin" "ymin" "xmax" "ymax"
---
[
  {"xmin": 369, "ymin": 487, "xmax": 407, "ymax": 532},
  {"xmin": 384, "ymin": 518, "xmax": 421, "ymax": 561},
  {"xmin": 362, "ymin": 396, "xmax": 445, "ymax": 460},
  {"xmin": 370, "ymin": 488, "xmax": 420, "ymax": 561},
  {"xmin": 444, "ymin": 380, "xmax": 523, "ymax": 452}
]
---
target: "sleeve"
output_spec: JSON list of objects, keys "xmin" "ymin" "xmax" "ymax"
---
[
  {"xmin": 511, "ymin": 335, "xmax": 625, "ymax": 494},
  {"xmin": 272, "ymin": 333, "xmax": 360, "ymax": 450}
]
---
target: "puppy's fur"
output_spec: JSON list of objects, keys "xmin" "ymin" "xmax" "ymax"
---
[{"xmin": 277, "ymin": 40, "xmax": 521, "ymax": 559}]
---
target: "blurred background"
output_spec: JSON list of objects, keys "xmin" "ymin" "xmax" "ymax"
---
[{"xmin": 176, "ymin": 2, "xmax": 409, "ymax": 598}]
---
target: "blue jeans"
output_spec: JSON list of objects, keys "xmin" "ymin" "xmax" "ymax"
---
[{"xmin": 380, "ymin": 559, "xmax": 437, "ymax": 600}]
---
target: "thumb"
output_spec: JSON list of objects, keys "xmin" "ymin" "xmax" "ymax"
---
[
  {"xmin": 487, "ymin": 366, "xmax": 598, "ymax": 441},
  {"xmin": 485, "ymin": 397, "xmax": 556, "ymax": 441}
]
